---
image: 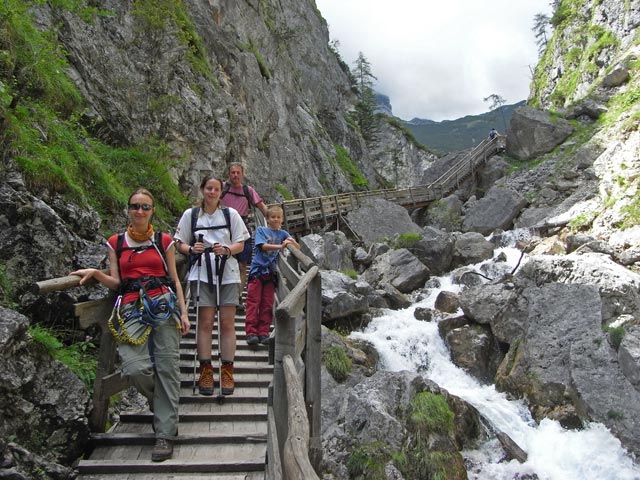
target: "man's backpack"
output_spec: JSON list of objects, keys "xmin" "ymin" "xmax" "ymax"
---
[{"xmin": 220, "ymin": 181, "xmax": 254, "ymax": 207}]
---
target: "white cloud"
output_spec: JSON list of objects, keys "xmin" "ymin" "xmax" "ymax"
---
[{"xmin": 315, "ymin": 0, "xmax": 552, "ymax": 121}]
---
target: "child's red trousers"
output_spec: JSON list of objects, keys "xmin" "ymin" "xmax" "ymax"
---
[{"xmin": 245, "ymin": 276, "xmax": 276, "ymax": 337}]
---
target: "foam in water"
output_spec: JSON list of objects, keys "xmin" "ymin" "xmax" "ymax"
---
[{"xmin": 350, "ymin": 239, "xmax": 640, "ymax": 480}]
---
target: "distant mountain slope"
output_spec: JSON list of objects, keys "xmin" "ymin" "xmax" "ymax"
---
[{"xmin": 401, "ymin": 101, "xmax": 525, "ymax": 153}]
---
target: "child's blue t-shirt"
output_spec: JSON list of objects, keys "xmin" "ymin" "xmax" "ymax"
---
[{"xmin": 249, "ymin": 226, "xmax": 292, "ymax": 277}]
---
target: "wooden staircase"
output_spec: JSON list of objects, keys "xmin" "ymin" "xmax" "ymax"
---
[{"xmin": 77, "ymin": 303, "xmax": 272, "ymax": 479}]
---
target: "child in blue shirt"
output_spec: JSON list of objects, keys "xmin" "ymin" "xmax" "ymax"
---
[{"xmin": 245, "ymin": 206, "xmax": 300, "ymax": 345}]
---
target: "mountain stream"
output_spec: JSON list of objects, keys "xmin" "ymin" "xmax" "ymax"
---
[{"xmin": 350, "ymin": 232, "xmax": 640, "ymax": 480}]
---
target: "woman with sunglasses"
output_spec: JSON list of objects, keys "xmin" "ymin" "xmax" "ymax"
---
[{"xmin": 71, "ymin": 188, "xmax": 189, "ymax": 462}]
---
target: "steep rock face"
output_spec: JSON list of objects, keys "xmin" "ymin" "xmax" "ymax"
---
[
  {"xmin": 0, "ymin": 307, "xmax": 90, "ymax": 471},
  {"xmin": 367, "ymin": 120, "xmax": 438, "ymax": 188},
  {"xmin": 532, "ymin": 0, "xmax": 640, "ymax": 110},
  {"xmin": 36, "ymin": 0, "xmax": 380, "ymax": 201}
]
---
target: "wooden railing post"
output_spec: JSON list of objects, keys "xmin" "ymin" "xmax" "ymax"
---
[
  {"xmin": 273, "ymin": 305, "xmax": 296, "ymax": 460},
  {"xmin": 282, "ymin": 355, "xmax": 321, "ymax": 480},
  {"xmin": 319, "ymin": 198, "xmax": 328, "ymax": 228},
  {"xmin": 301, "ymin": 200, "xmax": 310, "ymax": 233},
  {"xmin": 305, "ymin": 273, "xmax": 322, "ymax": 472},
  {"xmin": 282, "ymin": 202, "xmax": 290, "ymax": 232}
]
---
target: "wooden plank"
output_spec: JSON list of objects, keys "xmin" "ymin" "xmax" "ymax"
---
[
  {"xmin": 78, "ymin": 459, "xmax": 265, "ymax": 474},
  {"xmin": 282, "ymin": 355, "xmax": 319, "ymax": 480},
  {"xmin": 266, "ymin": 406, "xmax": 282, "ymax": 480},
  {"xmin": 272, "ymin": 308, "xmax": 294, "ymax": 462},
  {"xmin": 34, "ymin": 269, "xmax": 109, "ymax": 294},
  {"xmin": 305, "ymin": 275, "xmax": 322, "ymax": 472},
  {"xmin": 282, "ymin": 202, "xmax": 290, "ymax": 232},
  {"xmin": 286, "ymin": 245, "xmax": 315, "ymax": 271},
  {"xmin": 75, "ymin": 297, "xmax": 114, "ymax": 329},
  {"xmin": 294, "ymin": 316, "xmax": 307, "ymax": 360},
  {"xmin": 319, "ymin": 197, "xmax": 327, "ymax": 227},
  {"xmin": 90, "ymin": 371, "xmax": 129, "ymax": 432},
  {"xmin": 275, "ymin": 267, "xmax": 319, "ymax": 321},
  {"xmin": 277, "ymin": 255, "xmax": 300, "ymax": 291},
  {"xmin": 90, "ymin": 432, "xmax": 267, "ymax": 446}
]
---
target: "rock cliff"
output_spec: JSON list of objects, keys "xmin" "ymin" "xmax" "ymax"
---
[{"xmin": 34, "ymin": 0, "xmax": 391, "ymax": 200}]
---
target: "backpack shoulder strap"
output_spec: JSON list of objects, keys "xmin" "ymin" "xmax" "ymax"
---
[
  {"xmin": 115, "ymin": 232, "xmax": 125, "ymax": 260},
  {"xmin": 220, "ymin": 181, "xmax": 231, "ymax": 199},
  {"xmin": 154, "ymin": 231, "xmax": 166, "ymax": 258},
  {"xmin": 190, "ymin": 207, "xmax": 200, "ymax": 242},
  {"xmin": 243, "ymin": 184, "xmax": 254, "ymax": 206},
  {"xmin": 221, "ymin": 206, "xmax": 231, "ymax": 242},
  {"xmin": 114, "ymin": 233, "xmax": 125, "ymax": 279},
  {"xmin": 151, "ymin": 231, "xmax": 169, "ymax": 274}
]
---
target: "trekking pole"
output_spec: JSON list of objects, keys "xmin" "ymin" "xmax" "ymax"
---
[
  {"xmin": 192, "ymin": 233, "xmax": 204, "ymax": 395},
  {"xmin": 214, "ymin": 244, "xmax": 225, "ymax": 405}
]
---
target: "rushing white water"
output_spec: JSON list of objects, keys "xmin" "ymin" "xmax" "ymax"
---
[{"xmin": 350, "ymin": 236, "xmax": 640, "ymax": 480}]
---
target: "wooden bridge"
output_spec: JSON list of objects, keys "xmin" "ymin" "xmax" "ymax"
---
[
  {"xmin": 278, "ymin": 136, "xmax": 504, "ymax": 236},
  {"xmin": 33, "ymin": 135, "xmax": 502, "ymax": 479}
]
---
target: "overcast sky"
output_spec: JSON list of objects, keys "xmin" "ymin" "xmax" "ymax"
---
[{"xmin": 315, "ymin": 0, "xmax": 552, "ymax": 122}]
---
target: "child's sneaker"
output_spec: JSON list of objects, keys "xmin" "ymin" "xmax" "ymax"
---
[
  {"xmin": 198, "ymin": 363, "xmax": 214, "ymax": 396},
  {"xmin": 246, "ymin": 335, "xmax": 259, "ymax": 345},
  {"xmin": 221, "ymin": 362, "xmax": 235, "ymax": 395},
  {"xmin": 259, "ymin": 335, "xmax": 270, "ymax": 345}
]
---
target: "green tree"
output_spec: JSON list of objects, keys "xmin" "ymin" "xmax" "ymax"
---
[
  {"xmin": 533, "ymin": 13, "xmax": 551, "ymax": 56},
  {"xmin": 352, "ymin": 52, "xmax": 380, "ymax": 144},
  {"xmin": 483, "ymin": 93, "xmax": 507, "ymax": 133}
]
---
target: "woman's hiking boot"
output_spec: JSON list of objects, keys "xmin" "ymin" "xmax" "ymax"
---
[
  {"xmin": 151, "ymin": 438, "xmax": 173, "ymax": 462},
  {"xmin": 221, "ymin": 361, "xmax": 235, "ymax": 395},
  {"xmin": 198, "ymin": 363, "xmax": 214, "ymax": 396}
]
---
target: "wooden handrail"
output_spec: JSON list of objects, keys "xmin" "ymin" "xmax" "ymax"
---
[
  {"xmin": 282, "ymin": 355, "xmax": 320, "ymax": 480},
  {"xmin": 269, "ymin": 245, "xmax": 321, "ymax": 478},
  {"xmin": 33, "ymin": 270, "xmax": 108, "ymax": 295}
]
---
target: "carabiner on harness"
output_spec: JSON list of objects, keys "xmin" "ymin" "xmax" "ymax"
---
[{"xmin": 107, "ymin": 295, "xmax": 152, "ymax": 345}]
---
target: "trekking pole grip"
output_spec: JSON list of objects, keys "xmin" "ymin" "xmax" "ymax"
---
[{"xmin": 197, "ymin": 234, "xmax": 204, "ymax": 266}]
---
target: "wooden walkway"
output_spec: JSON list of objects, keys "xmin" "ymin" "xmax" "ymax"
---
[
  {"xmin": 77, "ymin": 299, "xmax": 272, "ymax": 478},
  {"xmin": 278, "ymin": 135, "xmax": 505, "ymax": 236}
]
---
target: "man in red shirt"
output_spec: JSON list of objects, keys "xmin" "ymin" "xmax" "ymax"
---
[{"xmin": 221, "ymin": 163, "xmax": 269, "ymax": 305}]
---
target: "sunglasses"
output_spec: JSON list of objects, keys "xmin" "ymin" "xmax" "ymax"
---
[{"xmin": 128, "ymin": 203, "xmax": 154, "ymax": 211}]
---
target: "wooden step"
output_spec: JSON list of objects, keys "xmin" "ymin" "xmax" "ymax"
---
[
  {"xmin": 119, "ymin": 412, "xmax": 267, "ymax": 424},
  {"xmin": 178, "ymin": 375, "xmax": 270, "ymax": 389},
  {"xmin": 180, "ymin": 387, "xmax": 268, "ymax": 404},
  {"xmin": 90, "ymin": 432, "xmax": 266, "ymax": 446},
  {"xmin": 78, "ymin": 457, "xmax": 265, "ymax": 475},
  {"xmin": 80, "ymin": 473, "xmax": 264, "ymax": 479},
  {"xmin": 179, "ymin": 340, "xmax": 271, "ymax": 352},
  {"xmin": 179, "ymin": 362, "xmax": 273, "ymax": 374},
  {"xmin": 179, "ymin": 351, "xmax": 269, "ymax": 362}
]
